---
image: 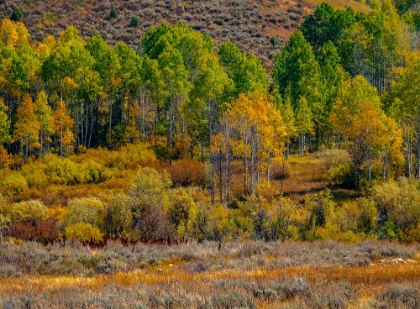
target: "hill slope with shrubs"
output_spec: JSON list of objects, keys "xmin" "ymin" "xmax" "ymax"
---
[{"xmin": 0, "ymin": 0, "xmax": 370, "ymax": 67}]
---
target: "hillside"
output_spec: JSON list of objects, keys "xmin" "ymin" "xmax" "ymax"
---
[{"xmin": 0, "ymin": 0, "xmax": 369, "ymax": 67}]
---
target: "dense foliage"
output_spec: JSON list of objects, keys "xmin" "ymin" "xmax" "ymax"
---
[{"xmin": 2, "ymin": 1, "xmax": 420, "ymax": 244}]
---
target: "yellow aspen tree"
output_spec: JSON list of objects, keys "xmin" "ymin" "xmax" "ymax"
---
[
  {"xmin": 211, "ymin": 110, "xmax": 235, "ymax": 204},
  {"xmin": 124, "ymin": 100, "xmax": 141, "ymax": 144},
  {"xmin": 0, "ymin": 99, "xmax": 12, "ymax": 145},
  {"xmin": 266, "ymin": 99, "xmax": 287, "ymax": 181},
  {"xmin": 229, "ymin": 93, "xmax": 253, "ymax": 194},
  {"xmin": 13, "ymin": 93, "xmax": 40, "ymax": 162},
  {"xmin": 379, "ymin": 116, "xmax": 404, "ymax": 181},
  {"xmin": 35, "ymin": 91, "xmax": 53, "ymax": 155},
  {"xmin": 388, "ymin": 51, "xmax": 420, "ymax": 179},
  {"xmin": 350, "ymin": 100, "xmax": 387, "ymax": 187},
  {"xmin": 52, "ymin": 100, "xmax": 74, "ymax": 157},
  {"xmin": 0, "ymin": 99, "xmax": 11, "ymax": 169},
  {"xmin": 219, "ymin": 90, "xmax": 287, "ymax": 197}
]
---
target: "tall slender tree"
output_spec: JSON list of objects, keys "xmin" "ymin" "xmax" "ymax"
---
[
  {"xmin": 52, "ymin": 100, "xmax": 74, "ymax": 157},
  {"xmin": 13, "ymin": 93, "xmax": 40, "ymax": 161}
]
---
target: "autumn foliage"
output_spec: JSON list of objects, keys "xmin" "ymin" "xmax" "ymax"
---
[{"xmin": 1, "ymin": 1, "xmax": 420, "ymax": 246}]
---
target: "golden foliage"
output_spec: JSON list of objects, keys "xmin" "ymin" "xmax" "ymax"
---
[
  {"xmin": 0, "ymin": 18, "xmax": 29, "ymax": 48},
  {"xmin": 65, "ymin": 222, "xmax": 103, "ymax": 243}
]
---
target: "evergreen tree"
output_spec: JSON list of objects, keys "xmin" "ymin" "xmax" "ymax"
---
[
  {"xmin": 109, "ymin": 4, "xmax": 118, "ymax": 19},
  {"xmin": 10, "ymin": 7, "xmax": 22, "ymax": 22}
]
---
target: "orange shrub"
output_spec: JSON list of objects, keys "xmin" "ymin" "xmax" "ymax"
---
[
  {"xmin": 167, "ymin": 159, "xmax": 205, "ymax": 187},
  {"xmin": 0, "ymin": 146, "xmax": 10, "ymax": 169}
]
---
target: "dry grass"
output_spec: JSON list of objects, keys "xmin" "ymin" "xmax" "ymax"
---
[
  {"xmin": 1, "ymin": 262, "xmax": 418, "ymax": 301},
  {"xmin": 1, "ymin": 240, "xmax": 419, "ymax": 308},
  {"xmin": 305, "ymin": 0, "xmax": 372, "ymax": 13},
  {"xmin": 279, "ymin": 154, "xmax": 330, "ymax": 200}
]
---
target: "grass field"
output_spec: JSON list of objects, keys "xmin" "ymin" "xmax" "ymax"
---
[{"xmin": 1, "ymin": 240, "xmax": 419, "ymax": 308}]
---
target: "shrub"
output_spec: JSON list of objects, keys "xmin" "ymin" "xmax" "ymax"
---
[
  {"xmin": 65, "ymin": 222, "xmax": 103, "ymax": 243},
  {"xmin": 0, "ymin": 171, "xmax": 28, "ymax": 197},
  {"xmin": 10, "ymin": 219, "xmax": 60, "ymax": 243},
  {"xmin": 328, "ymin": 163, "xmax": 353, "ymax": 186},
  {"xmin": 113, "ymin": 143, "xmax": 156, "ymax": 169},
  {"xmin": 306, "ymin": 190, "xmax": 334, "ymax": 229},
  {"xmin": 372, "ymin": 178, "xmax": 420, "ymax": 234},
  {"xmin": 371, "ymin": 284, "xmax": 420, "ymax": 309},
  {"xmin": 270, "ymin": 36, "xmax": 278, "ymax": 47},
  {"xmin": 41, "ymin": 154, "xmax": 112, "ymax": 185},
  {"xmin": 0, "ymin": 146, "xmax": 10, "ymax": 169},
  {"xmin": 21, "ymin": 160, "xmax": 48, "ymax": 189},
  {"xmin": 209, "ymin": 292, "xmax": 256, "ymax": 309},
  {"xmin": 44, "ymin": 155, "xmax": 85, "ymax": 185},
  {"xmin": 107, "ymin": 192, "xmax": 134, "ymax": 239},
  {"xmin": 273, "ymin": 276, "xmax": 312, "ymax": 301},
  {"xmin": 168, "ymin": 188, "xmax": 196, "ymax": 235},
  {"xmin": 4, "ymin": 200, "xmax": 47, "ymax": 224},
  {"xmin": 167, "ymin": 159, "xmax": 205, "ymax": 186},
  {"xmin": 130, "ymin": 16, "xmax": 139, "ymax": 27},
  {"xmin": 317, "ymin": 149, "xmax": 351, "ymax": 169},
  {"xmin": 65, "ymin": 197, "xmax": 105, "ymax": 228},
  {"xmin": 128, "ymin": 167, "xmax": 173, "ymax": 240},
  {"xmin": 269, "ymin": 158, "xmax": 290, "ymax": 180},
  {"xmin": 83, "ymin": 160, "xmax": 112, "ymax": 183}
]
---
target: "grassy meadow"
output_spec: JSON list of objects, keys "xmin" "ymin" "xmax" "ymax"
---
[{"xmin": 0, "ymin": 240, "xmax": 419, "ymax": 308}]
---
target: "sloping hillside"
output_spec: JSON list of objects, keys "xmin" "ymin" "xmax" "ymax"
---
[{"xmin": 0, "ymin": 0, "xmax": 369, "ymax": 67}]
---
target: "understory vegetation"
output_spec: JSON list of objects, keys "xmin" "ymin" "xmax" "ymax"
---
[{"xmin": 2, "ymin": 147, "xmax": 420, "ymax": 244}]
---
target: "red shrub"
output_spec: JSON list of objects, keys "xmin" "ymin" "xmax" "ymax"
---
[{"xmin": 10, "ymin": 219, "xmax": 60, "ymax": 244}]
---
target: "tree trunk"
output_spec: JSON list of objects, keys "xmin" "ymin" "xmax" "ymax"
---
[
  {"xmin": 209, "ymin": 153, "xmax": 215, "ymax": 204},
  {"xmin": 109, "ymin": 96, "xmax": 113, "ymax": 150},
  {"xmin": 368, "ymin": 146, "xmax": 372, "ymax": 187},
  {"xmin": 60, "ymin": 126, "xmax": 63, "ymax": 157},
  {"xmin": 251, "ymin": 127, "xmax": 256, "ymax": 196},
  {"xmin": 218, "ymin": 148, "xmax": 223, "ymax": 204},
  {"xmin": 382, "ymin": 154, "xmax": 387, "ymax": 182},
  {"xmin": 407, "ymin": 131, "xmax": 412, "ymax": 178},
  {"xmin": 224, "ymin": 150, "xmax": 229, "ymax": 205},
  {"xmin": 417, "ymin": 105, "xmax": 420, "ymax": 179}
]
